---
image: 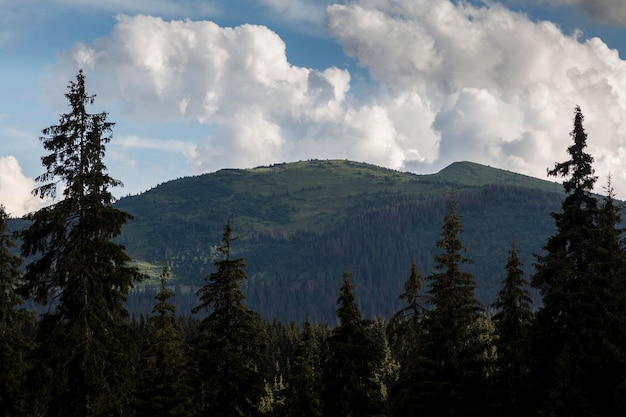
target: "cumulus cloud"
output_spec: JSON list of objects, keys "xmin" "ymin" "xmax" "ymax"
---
[
  {"xmin": 0, "ymin": 156, "xmax": 47, "ymax": 217},
  {"xmin": 547, "ymin": 0, "xmax": 626, "ymax": 25},
  {"xmin": 327, "ymin": 0, "xmax": 626, "ymax": 190},
  {"xmin": 47, "ymin": 14, "xmax": 355, "ymax": 171},
  {"xmin": 47, "ymin": 1, "xmax": 626, "ymax": 197}
]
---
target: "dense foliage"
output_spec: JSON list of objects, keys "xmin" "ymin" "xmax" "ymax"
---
[
  {"xmin": 115, "ymin": 159, "xmax": 563, "ymax": 322},
  {"xmin": 133, "ymin": 267, "xmax": 192, "ymax": 416},
  {"xmin": 320, "ymin": 272, "xmax": 386, "ymax": 417},
  {"xmin": 18, "ymin": 71, "xmax": 144, "ymax": 416},
  {"xmin": 0, "ymin": 206, "xmax": 34, "ymax": 416},
  {"xmin": 3, "ymin": 75, "xmax": 626, "ymax": 417},
  {"xmin": 192, "ymin": 221, "xmax": 268, "ymax": 417}
]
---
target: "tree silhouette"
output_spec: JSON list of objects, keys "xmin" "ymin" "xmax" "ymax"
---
[
  {"xmin": 193, "ymin": 222, "xmax": 268, "ymax": 417},
  {"xmin": 21, "ymin": 70, "xmax": 143, "ymax": 416}
]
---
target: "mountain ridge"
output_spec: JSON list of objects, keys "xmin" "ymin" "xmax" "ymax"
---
[{"xmin": 113, "ymin": 159, "xmax": 565, "ymax": 322}]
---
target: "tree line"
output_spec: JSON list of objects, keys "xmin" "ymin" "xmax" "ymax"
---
[{"xmin": 2, "ymin": 72, "xmax": 626, "ymax": 416}]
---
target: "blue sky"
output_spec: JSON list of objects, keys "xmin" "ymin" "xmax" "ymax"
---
[{"xmin": 2, "ymin": 0, "xmax": 626, "ymax": 216}]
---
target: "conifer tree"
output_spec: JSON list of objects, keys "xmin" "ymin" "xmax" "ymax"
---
[
  {"xmin": 492, "ymin": 241, "xmax": 533, "ymax": 417},
  {"xmin": 387, "ymin": 260, "xmax": 427, "ymax": 417},
  {"xmin": 321, "ymin": 272, "xmax": 386, "ymax": 417},
  {"xmin": 416, "ymin": 196, "xmax": 489, "ymax": 416},
  {"xmin": 0, "ymin": 206, "xmax": 35, "ymax": 416},
  {"xmin": 277, "ymin": 317, "xmax": 323, "ymax": 417},
  {"xmin": 370, "ymin": 317, "xmax": 399, "ymax": 411},
  {"xmin": 528, "ymin": 106, "xmax": 625, "ymax": 416},
  {"xmin": 133, "ymin": 266, "xmax": 193, "ymax": 417},
  {"xmin": 192, "ymin": 221, "xmax": 268, "ymax": 417},
  {"xmin": 575, "ymin": 179, "xmax": 626, "ymax": 416},
  {"xmin": 532, "ymin": 106, "xmax": 597, "ymax": 297},
  {"xmin": 388, "ymin": 259, "xmax": 425, "ymax": 360},
  {"xmin": 20, "ymin": 70, "xmax": 143, "ymax": 416}
]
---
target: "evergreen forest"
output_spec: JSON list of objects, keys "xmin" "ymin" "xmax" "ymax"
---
[{"xmin": 3, "ymin": 71, "xmax": 626, "ymax": 417}]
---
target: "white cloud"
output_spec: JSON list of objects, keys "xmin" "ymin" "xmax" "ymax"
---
[
  {"xmin": 326, "ymin": 0, "xmax": 626, "ymax": 193},
  {"xmin": 0, "ymin": 156, "xmax": 47, "ymax": 217},
  {"xmin": 47, "ymin": 15, "xmax": 353, "ymax": 171},
  {"xmin": 46, "ymin": 2, "xmax": 626, "ymax": 198}
]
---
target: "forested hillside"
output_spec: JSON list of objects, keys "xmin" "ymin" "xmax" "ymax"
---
[{"xmin": 117, "ymin": 159, "xmax": 564, "ymax": 322}]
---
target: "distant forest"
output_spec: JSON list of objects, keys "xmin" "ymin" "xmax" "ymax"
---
[
  {"xmin": 111, "ymin": 153, "xmax": 567, "ymax": 324},
  {"xmin": 121, "ymin": 182, "xmax": 561, "ymax": 323},
  {"xmin": 2, "ymin": 73, "xmax": 626, "ymax": 417}
]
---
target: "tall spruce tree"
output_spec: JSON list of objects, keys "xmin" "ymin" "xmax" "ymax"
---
[
  {"xmin": 387, "ymin": 260, "xmax": 427, "ymax": 417},
  {"xmin": 416, "ymin": 196, "xmax": 490, "ymax": 417},
  {"xmin": 492, "ymin": 241, "xmax": 533, "ymax": 417},
  {"xmin": 578, "ymin": 179, "xmax": 626, "ymax": 416},
  {"xmin": 529, "ymin": 105, "xmax": 616, "ymax": 417},
  {"xmin": 133, "ymin": 266, "xmax": 193, "ymax": 417},
  {"xmin": 20, "ymin": 70, "xmax": 143, "ymax": 416},
  {"xmin": 0, "ymin": 206, "xmax": 35, "ymax": 416},
  {"xmin": 388, "ymin": 259, "xmax": 426, "ymax": 361},
  {"xmin": 277, "ymin": 317, "xmax": 323, "ymax": 417},
  {"xmin": 321, "ymin": 272, "xmax": 386, "ymax": 417},
  {"xmin": 192, "ymin": 221, "xmax": 268, "ymax": 417},
  {"xmin": 532, "ymin": 105, "xmax": 598, "ymax": 296}
]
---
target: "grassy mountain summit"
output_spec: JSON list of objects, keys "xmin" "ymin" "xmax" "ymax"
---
[
  {"xmin": 117, "ymin": 160, "xmax": 563, "ymax": 322},
  {"xmin": 435, "ymin": 161, "xmax": 562, "ymax": 191}
]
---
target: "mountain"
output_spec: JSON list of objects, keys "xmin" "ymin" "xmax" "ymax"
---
[{"xmin": 115, "ymin": 159, "xmax": 565, "ymax": 323}]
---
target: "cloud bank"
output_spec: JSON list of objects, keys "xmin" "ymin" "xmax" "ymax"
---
[
  {"xmin": 47, "ymin": 0, "xmax": 626, "ymax": 197},
  {"xmin": 49, "ymin": 14, "xmax": 374, "ymax": 171},
  {"xmin": 327, "ymin": 0, "xmax": 626, "ymax": 173}
]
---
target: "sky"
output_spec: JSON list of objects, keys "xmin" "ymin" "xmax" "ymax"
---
[{"xmin": 2, "ymin": 0, "xmax": 626, "ymax": 216}]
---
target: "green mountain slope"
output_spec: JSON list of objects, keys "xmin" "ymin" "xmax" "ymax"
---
[{"xmin": 116, "ymin": 160, "xmax": 564, "ymax": 322}]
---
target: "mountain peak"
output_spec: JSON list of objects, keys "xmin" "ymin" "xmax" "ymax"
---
[{"xmin": 436, "ymin": 161, "xmax": 561, "ymax": 191}]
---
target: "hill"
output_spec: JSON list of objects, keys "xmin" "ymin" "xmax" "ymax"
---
[{"xmin": 115, "ymin": 160, "xmax": 564, "ymax": 323}]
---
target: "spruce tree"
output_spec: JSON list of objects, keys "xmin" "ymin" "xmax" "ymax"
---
[
  {"xmin": 492, "ymin": 241, "xmax": 533, "ymax": 417},
  {"xmin": 277, "ymin": 317, "xmax": 323, "ymax": 417},
  {"xmin": 416, "ymin": 196, "xmax": 489, "ymax": 417},
  {"xmin": 0, "ymin": 206, "xmax": 35, "ymax": 416},
  {"xmin": 133, "ymin": 266, "xmax": 193, "ymax": 417},
  {"xmin": 388, "ymin": 259, "xmax": 425, "ymax": 360},
  {"xmin": 532, "ymin": 106, "xmax": 598, "ymax": 297},
  {"xmin": 576, "ymin": 180, "xmax": 626, "ymax": 416},
  {"xmin": 20, "ymin": 70, "xmax": 143, "ymax": 416},
  {"xmin": 321, "ymin": 272, "xmax": 386, "ymax": 417},
  {"xmin": 529, "ymin": 106, "xmax": 622, "ymax": 416},
  {"xmin": 192, "ymin": 221, "xmax": 268, "ymax": 417},
  {"xmin": 387, "ymin": 260, "xmax": 427, "ymax": 417}
]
